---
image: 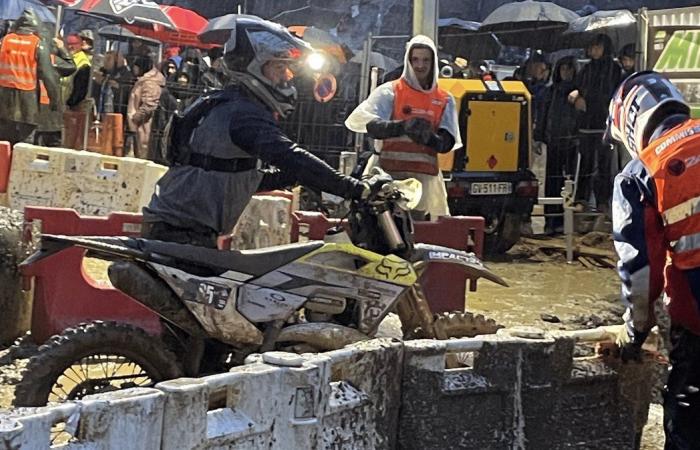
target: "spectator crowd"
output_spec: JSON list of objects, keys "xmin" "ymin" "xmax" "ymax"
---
[
  {"xmin": 0, "ymin": 8, "xmax": 226, "ymax": 162},
  {"xmin": 0, "ymin": 8, "xmax": 639, "ymax": 233}
]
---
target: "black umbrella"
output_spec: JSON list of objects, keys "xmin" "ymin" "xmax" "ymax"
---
[
  {"xmin": 438, "ymin": 18, "xmax": 501, "ymax": 62},
  {"xmin": 98, "ymin": 24, "xmax": 159, "ymax": 45},
  {"xmin": 556, "ymin": 9, "xmax": 636, "ymax": 50},
  {"xmin": 480, "ymin": 1, "xmax": 580, "ymax": 50}
]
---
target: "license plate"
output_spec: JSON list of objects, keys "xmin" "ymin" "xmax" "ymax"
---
[{"xmin": 469, "ymin": 182, "xmax": 512, "ymax": 195}]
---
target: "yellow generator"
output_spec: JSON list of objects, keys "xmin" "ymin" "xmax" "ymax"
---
[{"xmin": 437, "ymin": 78, "xmax": 538, "ymax": 253}]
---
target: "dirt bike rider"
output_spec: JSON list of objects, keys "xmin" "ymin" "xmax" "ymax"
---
[
  {"xmin": 606, "ymin": 71, "xmax": 700, "ymax": 449},
  {"xmin": 142, "ymin": 16, "xmax": 386, "ymax": 248}
]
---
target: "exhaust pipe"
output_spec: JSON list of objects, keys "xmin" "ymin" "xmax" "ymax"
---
[
  {"xmin": 108, "ymin": 261, "xmax": 207, "ymax": 338},
  {"xmin": 276, "ymin": 323, "xmax": 370, "ymax": 351}
]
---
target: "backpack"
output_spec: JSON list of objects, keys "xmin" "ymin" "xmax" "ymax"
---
[{"xmin": 160, "ymin": 90, "xmax": 229, "ymax": 166}]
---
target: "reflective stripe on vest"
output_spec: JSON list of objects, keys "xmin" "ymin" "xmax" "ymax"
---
[
  {"xmin": 380, "ymin": 78, "xmax": 448, "ymax": 176},
  {"xmin": 641, "ymin": 120, "xmax": 700, "ymax": 269},
  {"xmin": 0, "ymin": 33, "xmax": 39, "ymax": 91}
]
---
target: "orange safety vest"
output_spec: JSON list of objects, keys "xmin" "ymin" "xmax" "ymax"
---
[
  {"xmin": 39, "ymin": 54, "xmax": 57, "ymax": 105},
  {"xmin": 0, "ymin": 33, "xmax": 39, "ymax": 91},
  {"xmin": 380, "ymin": 78, "xmax": 449, "ymax": 176},
  {"xmin": 640, "ymin": 119, "xmax": 700, "ymax": 269}
]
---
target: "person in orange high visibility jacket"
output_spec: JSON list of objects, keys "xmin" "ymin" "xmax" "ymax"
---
[
  {"xmin": 606, "ymin": 71, "xmax": 700, "ymax": 449},
  {"xmin": 0, "ymin": 8, "xmax": 60, "ymax": 144},
  {"xmin": 345, "ymin": 35, "xmax": 461, "ymax": 220}
]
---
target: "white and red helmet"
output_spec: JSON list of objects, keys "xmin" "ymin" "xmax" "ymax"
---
[{"xmin": 605, "ymin": 71, "xmax": 690, "ymax": 158}]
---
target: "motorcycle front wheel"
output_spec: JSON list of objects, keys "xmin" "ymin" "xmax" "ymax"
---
[{"xmin": 13, "ymin": 320, "xmax": 183, "ymax": 407}]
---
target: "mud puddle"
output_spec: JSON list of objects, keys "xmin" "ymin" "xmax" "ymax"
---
[{"xmin": 469, "ymin": 257, "xmax": 623, "ymax": 331}]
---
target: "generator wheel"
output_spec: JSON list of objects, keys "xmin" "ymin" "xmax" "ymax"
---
[
  {"xmin": 485, "ymin": 213, "xmax": 522, "ymax": 254},
  {"xmin": 13, "ymin": 321, "xmax": 183, "ymax": 407}
]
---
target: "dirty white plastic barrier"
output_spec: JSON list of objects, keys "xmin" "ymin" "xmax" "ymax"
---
[
  {"xmin": 157, "ymin": 339, "xmax": 401, "ymax": 449},
  {"xmin": 7, "ymin": 144, "xmax": 169, "ymax": 215},
  {"xmin": 230, "ymin": 195, "xmax": 292, "ymax": 249},
  {"xmin": 0, "ymin": 387, "xmax": 164, "ymax": 449},
  {"xmin": 7, "ymin": 144, "xmax": 74, "ymax": 210},
  {"xmin": 62, "ymin": 152, "xmax": 159, "ymax": 216},
  {"xmin": 137, "ymin": 161, "xmax": 168, "ymax": 210}
]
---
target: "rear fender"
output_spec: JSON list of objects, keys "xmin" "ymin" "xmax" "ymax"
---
[
  {"xmin": 410, "ymin": 243, "xmax": 508, "ymax": 286},
  {"xmin": 19, "ymin": 236, "xmax": 74, "ymax": 269}
]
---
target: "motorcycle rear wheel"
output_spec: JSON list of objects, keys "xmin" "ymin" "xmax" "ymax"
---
[{"xmin": 13, "ymin": 321, "xmax": 183, "ymax": 407}]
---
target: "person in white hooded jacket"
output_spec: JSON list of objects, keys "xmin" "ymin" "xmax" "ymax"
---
[{"xmin": 345, "ymin": 35, "xmax": 461, "ymax": 219}]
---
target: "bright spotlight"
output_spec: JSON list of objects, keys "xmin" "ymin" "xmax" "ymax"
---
[{"xmin": 307, "ymin": 52, "xmax": 327, "ymax": 72}]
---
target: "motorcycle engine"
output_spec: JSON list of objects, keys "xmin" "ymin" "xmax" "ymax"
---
[{"xmin": 305, "ymin": 296, "xmax": 347, "ymax": 323}]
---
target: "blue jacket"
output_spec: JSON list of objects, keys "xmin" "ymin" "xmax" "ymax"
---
[{"xmin": 144, "ymin": 85, "xmax": 361, "ymax": 234}]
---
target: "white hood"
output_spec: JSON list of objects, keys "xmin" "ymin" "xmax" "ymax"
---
[{"xmin": 401, "ymin": 35, "xmax": 438, "ymax": 92}]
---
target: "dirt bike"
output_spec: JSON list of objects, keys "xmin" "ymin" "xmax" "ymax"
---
[{"xmin": 13, "ymin": 172, "xmax": 506, "ymax": 407}]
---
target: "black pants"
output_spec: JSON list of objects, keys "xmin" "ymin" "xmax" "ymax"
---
[
  {"xmin": 0, "ymin": 119, "xmax": 36, "ymax": 145},
  {"xmin": 663, "ymin": 326, "xmax": 700, "ymax": 449},
  {"xmin": 577, "ymin": 132, "xmax": 612, "ymax": 209},
  {"xmin": 141, "ymin": 221, "xmax": 219, "ymax": 249},
  {"xmin": 34, "ymin": 131, "xmax": 62, "ymax": 147},
  {"xmin": 545, "ymin": 137, "xmax": 578, "ymax": 230}
]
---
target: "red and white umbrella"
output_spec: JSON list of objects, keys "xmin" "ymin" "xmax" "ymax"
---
[{"xmin": 126, "ymin": 5, "xmax": 216, "ymax": 49}]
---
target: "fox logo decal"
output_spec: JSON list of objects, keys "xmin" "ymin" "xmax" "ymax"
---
[{"xmin": 375, "ymin": 258, "xmax": 411, "ymax": 280}]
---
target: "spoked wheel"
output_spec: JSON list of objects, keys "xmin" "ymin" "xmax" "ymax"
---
[
  {"xmin": 14, "ymin": 321, "xmax": 183, "ymax": 407},
  {"xmin": 50, "ymin": 353, "xmax": 153, "ymax": 402}
]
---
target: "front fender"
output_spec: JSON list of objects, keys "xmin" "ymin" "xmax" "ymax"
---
[{"xmin": 410, "ymin": 243, "xmax": 508, "ymax": 287}]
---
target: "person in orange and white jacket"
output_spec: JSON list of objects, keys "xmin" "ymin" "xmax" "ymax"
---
[
  {"xmin": 345, "ymin": 35, "xmax": 460, "ymax": 220},
  {"xmin": 606, "ymin": 71, "xmax": 700, "ymax": 449}
]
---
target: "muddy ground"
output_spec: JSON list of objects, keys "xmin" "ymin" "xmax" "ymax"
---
[{"xmin": 0, "ymin": 235, "xmax": 666, "ymax": 448}]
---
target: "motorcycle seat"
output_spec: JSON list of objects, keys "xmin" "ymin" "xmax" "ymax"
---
[{"xmin": 132, "ymin": 239, "xmax": 324, "ymax": 277}]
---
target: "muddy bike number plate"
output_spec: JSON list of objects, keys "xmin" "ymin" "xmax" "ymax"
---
[{"xmin": 469, "ymin": 182, "xmax": 512, "ymax": 195}]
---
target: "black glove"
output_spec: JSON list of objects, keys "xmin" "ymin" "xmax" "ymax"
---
[
  {"xmin": 366, "ymin": 119, "xmax": 405, "ymax": 139},
  {"xmin": 402, "ymin": 117, "xmax": 433, "ymax": 146},
  {"xmin": 619, "ymin": 341, "xmax": 643, "ymax": 363},
  {"xmin": 356, "ymin": 170, "xmax": 393, "ymax": 200},
  {"xmin": 616, "ymin": 328, "xmax": 648, "ymax": 363}
]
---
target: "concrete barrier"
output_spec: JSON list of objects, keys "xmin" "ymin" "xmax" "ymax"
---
[
  {"xmin": 397, "ymin": 329, "xmax": 654, "ymax": 450},
  {"xmin": 157, "ymin": 338, "xmax": 402, "ymax": 449},
  {"xmin": 7, "ymin": 144, "xmax": 168, "ymax": 215},
  {"xmin": 0, "ymin": 332, "xmax": 655, "ymax": 449}
]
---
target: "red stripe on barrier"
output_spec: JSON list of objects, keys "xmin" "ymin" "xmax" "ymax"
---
[{"xmin": 0, "ymin": 141, "xmax": 11, "ymax": 193}]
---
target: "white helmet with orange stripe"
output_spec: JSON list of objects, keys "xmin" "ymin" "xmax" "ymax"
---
[{"xmin": 605, "ymin": 71, "xmax": 690, "ymax": 158}]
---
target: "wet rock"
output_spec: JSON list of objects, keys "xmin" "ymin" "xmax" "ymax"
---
[
  {"xmin": 571, "ymin": 314, "xmax": 605, "ymax": 328},
  {"xmin": 540, "ymin": 313, "xmax": 561, "ymax": 323}
]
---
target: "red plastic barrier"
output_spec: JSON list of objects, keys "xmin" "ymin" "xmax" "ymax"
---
[
  {"xmin": 21, "ymin": 207, "xmax": 160, "ymax": 344},
  {"xmin": 0, "ymin": 141, "xmax": 10, "ymax": 193},
  {"xmin": 290, "ymin": 212, "xmax": 485, "ymax": 313},
  {"xmin": 413, "ymin": 216, "xmax": 485, "ymax": 312}
]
